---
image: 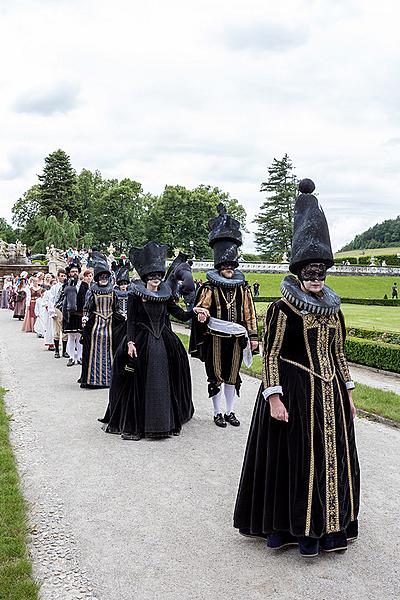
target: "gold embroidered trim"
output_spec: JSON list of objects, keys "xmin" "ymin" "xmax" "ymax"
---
[
  {"xmin": 336, "ymin": 377, "xmax": 355, "ymax": 521},
  {"xmin": 335, "ymin": 314, "xmax": 352, "ymax": 382},
  {"xmin": 213, "ymin": 287, "xmax": 222, "ymax": 320},
  {"xmin": 304, "ymin": 324, "xmax": 315, "ymax": 537},
  {"xmin": 213, "ymin": 334, "xmax": 222, "ymax": 383},
  {"xmin": 267, "ymin": 311, "xmax": 287, "ymax": 387},
  {"xmin": 229, "ymin": 338, "xmax": 241, "ymax": 384}
]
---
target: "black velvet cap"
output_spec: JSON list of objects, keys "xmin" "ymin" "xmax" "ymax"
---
[
  {"xmin": 129, "ymin": 241, "xmax": 167, "ymax": 279},
  {"xmin": 289, "ymin": 179, "xmax": 334, "ymax": 274}
]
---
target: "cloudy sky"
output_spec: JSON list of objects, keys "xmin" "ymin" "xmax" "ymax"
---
[{"xmin": 0, "ymin": 0, "xmax": 399, "ymax": 252}]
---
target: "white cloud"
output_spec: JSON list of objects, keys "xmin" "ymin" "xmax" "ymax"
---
[{"xmin": 0, "ymin": 0, "xmax": 399, "ymax": 252}]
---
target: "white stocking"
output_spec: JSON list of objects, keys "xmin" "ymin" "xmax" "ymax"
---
[
  {"xmin": 212, "ymin": 389, "xmax": 222, "ymax": 416},
  {"xmin": 224, "ymin": 383, "xmax": 236, "ymax": 415}
]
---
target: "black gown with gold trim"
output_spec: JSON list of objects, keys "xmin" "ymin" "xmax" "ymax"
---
[{"xmin": 233, "ymin": 293, "xmax": 360, "ymax": 539}]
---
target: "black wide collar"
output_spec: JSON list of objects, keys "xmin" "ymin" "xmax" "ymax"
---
[
  {"xmin": 206, "ymin": 268, "xmax": 245, "ymax": 289},
  {"xmin": 130, "ymin": 279, "xmax": 172, "ymax": 302},
  {"xmin": 91, "ymin": 282, "xmax": 114, "ymax": 295},
  {"xmin": 281, "ymin": 275, "xmax": 341, "ymax": 316}
]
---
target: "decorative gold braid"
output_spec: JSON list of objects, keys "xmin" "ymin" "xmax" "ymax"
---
[
  {"xmin": 267, "ymin": 311, "xmax": 287, "ymax": 387},
  {"xmin": 304, "ymin": 324, "xmax": 315, "ymax": 537},
  {"xmin": 196, "ymin": 286, "xmax": 213, "ymax": 310},
  {"xmin": 317, "ymin": 323, "xmax": 340, "ymax": 533},
  {"xmin": 213, "ymin": 287, "xmax": 222, "ymax": 319},
  {"xmin": 229, "ymin": 338, "xmax": 241, "ymax": 384},
  {"xmin": 219, "ymin": 285, "xmax": 237, "ymax": 309},
  {"xmin": 243, "ymin": 286, "xmax": 257, "ymax": 336},
  {"xmin": 336, "ymin": 376, "xmax": 355, "ymax": 521},
  {"xmin": 213, "ymin": 335, "xmax": 222, "ymax": 383},
  {"xmin": 280, "ymin": 357, "xmax": 336, "ymax": 383},
  {"xmin": 262, "ymin": 305, "xmax": 275, "ymax": 388},
  {"xmin": 335, "ymin": 314, "xmax": 352, "ymax": 382}
]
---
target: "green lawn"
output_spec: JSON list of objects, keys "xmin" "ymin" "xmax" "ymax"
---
[
  {"xmin": 193, "ymin": 272, "xmax": 397, "ymax": 299},
  {"xmin": 0, "ymin": 388, "xmax": 39, "ymax": 599},
  {"xmin": 176, "ymin": 334, "xmax": 400, "ymax": 423},
  {"xmin": 253, "ymin": 302, "xmax": 400, "ymax": 333}
]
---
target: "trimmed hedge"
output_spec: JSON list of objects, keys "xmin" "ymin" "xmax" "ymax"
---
[
  {"xmin": 345, "ymin": 337, "xmax": 400, "ymax": 373},
  {"xmin": 347, "ymin": 327, "xmax": 400, "ymax": 346}
]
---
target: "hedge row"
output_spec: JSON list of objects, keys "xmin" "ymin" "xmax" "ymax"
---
[
  {"xmin": 347, "ymin": 327, "xmax": 400, "ymax": 346},
  {"xmin": 334, "ymin": 253, "xmax": 400, "ymax": 266},
  {"xmin": 254, "ymin": 296, "xmax": 400, "ymax": 307},
  {"xmin": 345, "ymin": 337, "xmax": 400, "ymax": 373}
]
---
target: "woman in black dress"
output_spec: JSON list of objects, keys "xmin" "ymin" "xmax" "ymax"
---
[
  {"xmin": 234, "ymin": 180, "xmax": 360, "ymax": 558},
  {"xmin": 101, "ymin": 242, "xmax": 208, "ymax": 440}
]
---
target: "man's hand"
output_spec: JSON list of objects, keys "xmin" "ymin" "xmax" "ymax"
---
[
  {"xmin": 127, "ymin": 341, "xmax": 137, "ymax": 358},
  {"xmin": 268, "ymin": 393, "xmax": 289, "ymax": 422},
  {"xmin": 250, "ymin": 340, "xmax": 259, "ymax": 352}
]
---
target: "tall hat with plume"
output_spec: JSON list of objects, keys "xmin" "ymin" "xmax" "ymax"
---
[
  {"xmin": 92, "ymin": 251, "xmax": 111, "ymax": 280},
  {"xmin": 289, "ymin": 179, "xmax": 334, "ymax": 275},
  {"xmin": 129, "ymin": 242, "xmax": 168, "ymax": 279},
  {"xmin": 208, "ymin": 203, "xmax": 242, "ymax": 269}
]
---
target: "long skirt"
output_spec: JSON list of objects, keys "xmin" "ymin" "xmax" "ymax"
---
[{"xmin": 22, "ymin": 300, "xmax": 37, "ymax": 332}]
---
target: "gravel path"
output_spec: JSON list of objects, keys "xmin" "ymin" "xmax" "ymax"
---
[{"xmin": 0, "ymin": 310, "xmax": 399, "ymax": 600}]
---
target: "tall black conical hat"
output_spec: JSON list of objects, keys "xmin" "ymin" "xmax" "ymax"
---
[
  {"xmin": 115, "ymin": 264, "xmax": 130, "ymax": 283},
  {"xmin": 208, "ymin": 203, "xmax": 243, "ymax": 268},
  {"xmin": 92, "ymin": 251, "xmax": 111, "ymax": 279},
  {"xmin": 129, "ymin": 241, "xmax": 167, "ymax": 279},
  {"xmin": 289, "ymin": 179, "xmax": 334, "ymax": 274}
]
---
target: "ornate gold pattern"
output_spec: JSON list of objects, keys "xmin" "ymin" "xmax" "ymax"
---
[
  {"xmin": 243, "ymin": 287, "xmax": 257, "ymax": 336},
  {"xmin": 280, "ymin": 357, "xmax": 336, "ymax": 383},
  {"xmin": 196, "ymin": 287, "xmax": 213, "ymax": 310},
  {"xmin": 267, "ymin": 311, "xmax": 287, "ymax": 387},
  {"xmin": 336, "ymin": 377, "xmax": 355, "ymax": 521},
  {"xmin": 335, "ymin": 313, "xmax": 352, "ymax": 382},
  {"xmin": 229, "ymin": 338, "xmax": 241, "ymax": 384},
  {"xmin": 212, "ymin": 334, "xmax": 222, "ymax": 383},
  {"xmin": 303, "ymin": 320, "xmax": 315, "ymax": 537}
]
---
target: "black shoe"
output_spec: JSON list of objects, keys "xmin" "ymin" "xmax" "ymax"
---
[
  {"xmin": 214, "ymin": 413, "xmax": 227, "ymax": 428},
  {"xmin": 297, "ymin": 537, "xmax": 319, "ymax": 558},
  {"xmin": 320, "ymin": 531, "xmax": 348, "ymax": 553},
  {"xmin": 77, "ymin": 378, "xmax": 82, "ymax": 383},
  {"xmin": 54, "ymin": 351, "xmax": 61, "ymax": 359},
  {"xmin": 173, "ymin": 429, "xmax": 181, "ymax": 436},
  {"xmin": 67, "ymin": 359, "xmax": 75, "ymax": 367},
  {"xmin": 224, "ymin": 412, "xmax": 240, "ymax": 426},
  {"xmin": 63, "ymin": 352, "xmax": 69, "ymax": 358},
  {"xmin": 267, "ymin": 531, "xmax": 298, "ymax": 550},
  {"xmin": 77, "ymin": 359, "xmax": 82, "ymax": 365}
]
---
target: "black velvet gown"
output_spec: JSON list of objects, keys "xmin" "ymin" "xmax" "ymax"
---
[
  {"xmin": 234, "ymin": 293, "xmax": 360, "ymax": 540},
  {"xmin": 102, "ymin": 285, "xmax": 194, "ymax": 438}
]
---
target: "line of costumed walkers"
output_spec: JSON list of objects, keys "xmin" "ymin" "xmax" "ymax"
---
[{"xmin": 2, "ymin": 179, "xmax": 360, "ymax": 560}]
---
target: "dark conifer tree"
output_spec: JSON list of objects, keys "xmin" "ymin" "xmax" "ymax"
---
[{"xmin": 38, "ymin": 149, "xmax": 80, "ymax": 220}]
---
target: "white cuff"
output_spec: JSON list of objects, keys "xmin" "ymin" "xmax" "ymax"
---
[
  {"xmin": 262, "ymin": 385, "xmax": 283, "ymax": 400},
  {"xmin": 346, "ymin": 381, "xmax": 355, "ymax": 390}
]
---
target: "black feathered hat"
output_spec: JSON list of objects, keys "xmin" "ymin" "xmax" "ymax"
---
[
  {"xmin": 92, "ymin": 251, "xmax": 111, "ymax": 280},
  {"xmin": 115, "ymin": 264, "xmax": 130, "ymax": 284},
  {"xmin": 129, "ymin": 242, "xmax": 167, "ymax": 279},
  {"xmin": 208, "ymin": 203, "xmax": 242, "ymax": 269},
  {"xmin": 289, "ymin": 179, "xmax": 334, "ymax": 275}
]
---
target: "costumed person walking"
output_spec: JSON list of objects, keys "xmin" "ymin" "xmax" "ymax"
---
[
  {"xmin": 190, "ymin": 204, "xmax": 259, "ymax": 428},
  {"xmin": 79, "ymin": 252, "xmax": 116, "ymax": 389},
  {"xmin": 22, "ymin": 276, "xmax": 43, "ymax": 332},
  {"xmin": 12, "ymin": 272, "xmax": 28, "ymax": 321},
  {"xmin": 1, "ymin": 276, "xmax": 13, "ymax": 309},
  {"xmin": 101, "ymin": 241, "xmax": 209, "ymax": 440},
  {"xmin": 48, "ymin": 269, "xmax": 68, "ymax": 358},
  {"xmin": 112, "ymin": 263, "xmax": 131, "ymax": 346},
  {"xmin": 233, "ymin": 179, "xmax": 360, "ymax": 558},
  {"xmin": 62, "ymin": 262, "xmax": 89, "ymax": 366}
]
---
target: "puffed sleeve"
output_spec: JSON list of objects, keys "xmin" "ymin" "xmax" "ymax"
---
[
  {"xmin": 261, "ymin": 303, "xmax": 288, "ymax": 400},
  {"xmin": 242, "ymin": 285, "xmax": 258, "ymax": 341}
]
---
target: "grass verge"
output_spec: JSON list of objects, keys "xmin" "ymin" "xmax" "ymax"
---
[
  {"xmin": 177, "ymin": 333, "xmax": 400, "ymax": 424},
  {"xmin": 0, "ymin": 387, "xmax": 39, "ymax": 600}
]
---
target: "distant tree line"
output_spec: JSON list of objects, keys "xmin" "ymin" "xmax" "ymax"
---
[
  {"xmin": 340, "ymin": 216, "xmax": 400, "ymax": 251},
  {"xmin": 8, "ymin": 149, "xmax": 246, "ymax": 258}
]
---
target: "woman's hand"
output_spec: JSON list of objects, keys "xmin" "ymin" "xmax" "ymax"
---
[
  {"xmin": 127, "ymin": 341, "xmax": 137, "ymax": 358},
  {"xmin": 268, "ymin": 393, "xmax": 289, "ymax": 422},
  {"xmin": 193, "ymin": 307, "xmax": 209, "ymax": 323},
  {"xmin": 348, "ymin": 390, "xmax": 356, "ymax": 418}
]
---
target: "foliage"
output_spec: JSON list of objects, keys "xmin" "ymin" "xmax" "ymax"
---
[
  {"xmin": 254, "ymin": 154, "xmax": 298, "ymax": 260},
  {"xmin": 346, "ymin": 327, "xmax": 400, "ymax": 346},
  {"xmin": 0, "ymin": 218, "xmax": 16, "ymax": 243},
  {"xmin": 37, "ymin": 149, "xmax": 79, "ymax": 220},
  {"xmin": 345, "ymin": 337, "xmax": 400, "ymax": 373},
  {"xmin": 146, "ymin": 184, "xmax": 246, "ymax": 259},
  {"xmin": 241, "ymin": 253, "xmax": 262, "ymax": 262},
  {"xmin": 0, "ymin": 388, "xmax": 39, "ymax": 599},
  {"xmin": 340, "ymin": 215, "xmax": 400, "ymax": 251}
]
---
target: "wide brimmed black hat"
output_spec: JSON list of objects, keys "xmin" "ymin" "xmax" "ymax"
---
[
  {"xmin": 208, "ymin": 203, "xmax": 243, "ymax": 269},
  {"xmin": 92, "ymin": 251, "xmax": 111, "ymax": 280},
  {"xmin": 289, "ymin": 179, "xmax": 334, "ymax": 275},
  {"xmin": 115, "ymin": 264, "xmax": 130, "ymax": 284},
  {"xmin": 129, "ymin": 242, "xmax": 167, "ymax": 279}
]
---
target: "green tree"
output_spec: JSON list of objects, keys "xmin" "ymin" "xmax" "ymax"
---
[
  {"xmin": 38, "ymin": 149, "xmax": 80, "ymax": 220},
  {"xmin": 31, "ymin": 212, "xmax": 80, "ymax": 254},
  {"xmin": 254, "ymin": 154, "xmax": 298, "ymax": 261},
  {"xmin": 146, "ymin": 184, "xmax": 246, "ymax": 259},
  {"xmin": 0, "ymin": 218, "xmax": 16, "ymax": 243}
]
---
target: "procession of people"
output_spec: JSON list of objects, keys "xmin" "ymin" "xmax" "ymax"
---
[{"xmin": 0, "ymin": 180, "xmax": 360, "ymax": 558}]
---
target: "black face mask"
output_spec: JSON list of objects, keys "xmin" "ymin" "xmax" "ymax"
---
[
  {"xmin": 146, "ymin": 272, "xmax": 164, "ymax": 282},
  {"xmin": 299, "ymin": 263, "xmax": 327, "ymax": 282}
]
